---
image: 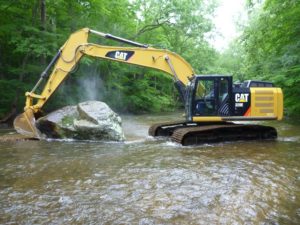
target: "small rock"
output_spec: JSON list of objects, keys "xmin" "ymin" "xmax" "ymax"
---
[{"xmin": 58, "ymin": 196, "xmax": 73, "ymax": 205}]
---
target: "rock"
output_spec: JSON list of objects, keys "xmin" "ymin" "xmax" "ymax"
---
[{"xmin": 36, "ymin": 101, "xmax": 125, "ymax": 141}]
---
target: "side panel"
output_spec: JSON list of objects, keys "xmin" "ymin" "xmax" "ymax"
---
[
  {"xmin": 192, "ymin": 87, "xmax": 284, "ymax": 122},
  {"xmin": 232, "ymin": 88, "xmax": 251, "ymax": 116},
  {"xmin": 249, "ymin": 87, "xmax": 283, "ymax": 120},
  {"xmin": 277, "ymin": 88, "xmax": 284, "ymax": 120},
  {"xmin": 189, "ymin": 76, "xmax": 283, "ymax": 122}
]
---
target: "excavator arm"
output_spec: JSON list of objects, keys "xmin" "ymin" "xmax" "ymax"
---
[{"xmin": 14, "ymin": 28, "xmax": 195, "ymax": 138}]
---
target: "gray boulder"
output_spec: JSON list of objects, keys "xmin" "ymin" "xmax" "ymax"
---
[{"xmin": 36, "ymin": 101, "xmax": 125, "ymax": 141}]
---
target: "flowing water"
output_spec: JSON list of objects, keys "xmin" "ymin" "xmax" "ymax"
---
[{"xmin": 0, "ymin": 112, "xmax": 299, "ymax": 224}]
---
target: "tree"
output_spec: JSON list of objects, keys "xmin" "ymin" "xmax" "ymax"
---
[{"xmin": 240, "ymin": 0, "xmax": 300, "ymax": 116}]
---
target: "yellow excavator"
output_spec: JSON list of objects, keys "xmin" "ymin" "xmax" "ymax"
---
[{"xmin": 14, "ymin": 28, "xmax": 283, "ymax": 145}]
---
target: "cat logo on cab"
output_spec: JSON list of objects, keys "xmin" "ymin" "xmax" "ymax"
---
[{"xmin": 235, "ymin": 93, "xmax": 249, "ymax": 103}]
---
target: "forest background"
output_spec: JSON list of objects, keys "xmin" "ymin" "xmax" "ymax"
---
[{"xmin": 0, "ymin": 0, "xmax": 299, "ymax": 121}]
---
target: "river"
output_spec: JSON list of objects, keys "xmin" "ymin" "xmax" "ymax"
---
[{"xmin": 0, "ymin": 112, "xmax": 299, "ymax": 224}]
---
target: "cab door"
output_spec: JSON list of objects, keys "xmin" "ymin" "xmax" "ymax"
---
[
  {"xmin": 192, "ymin": 76, "xmax": 232, "ymax": 117},
  {"xmin": 193, "ymin": 78, "xmax": 216, "ymax": 116},
  {"xmin": 217, "ymin": 77, "xmax": 231, "ymax": 116}
]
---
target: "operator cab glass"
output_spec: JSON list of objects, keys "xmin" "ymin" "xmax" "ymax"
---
[
  {"xmin": 194, "ymin": 79, "xmax": 215, "ymax": 115},
  {"xmin": 192, "ymin": 75, "xmax": 232, "ymax": 117}
]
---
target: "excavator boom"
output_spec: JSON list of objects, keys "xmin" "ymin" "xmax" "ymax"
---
[{"xmin": 14, "ymin": 28, "xmax": 195, "ymax": 138}]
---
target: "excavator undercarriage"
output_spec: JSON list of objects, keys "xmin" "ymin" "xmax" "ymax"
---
[{"xmin": 149, "ymin": 121, "xmax": 277, "ymax": 146}]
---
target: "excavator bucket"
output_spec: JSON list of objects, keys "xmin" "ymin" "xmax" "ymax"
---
[{"xmin": 13, "ymin": 109, "xmax": 41, "ymax": 139}]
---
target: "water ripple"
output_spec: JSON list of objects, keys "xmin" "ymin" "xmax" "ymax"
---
[{"xmin": 0, "ymin": 116, "xmax": 300, "ymax": 224}]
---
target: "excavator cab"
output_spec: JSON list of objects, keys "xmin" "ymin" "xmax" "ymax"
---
[
  {"xmin": 186, "ymin": 75, "xmax": 283, "ymax": 123},
  {"xmin": 185, "ymin": 75, "xmax": 232, "ymax": 121}
]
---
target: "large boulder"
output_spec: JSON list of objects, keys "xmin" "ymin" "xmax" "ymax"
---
[{"xmin": 36, "ymin": 101, "xmax": 125, "ymax": 141}]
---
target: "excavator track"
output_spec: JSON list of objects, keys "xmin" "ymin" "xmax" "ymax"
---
[
  {"xmin": 148, "ymin": 121, "xmax": 186, "ymax": 137},
  {"xmin": 149, "ymin": 122, "xmax": 277, "ymax": 146},
  {"xmin": 148, "ymin": 121, "xmax": 232, "ymax": 137}
]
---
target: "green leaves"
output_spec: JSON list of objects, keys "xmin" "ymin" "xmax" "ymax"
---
[{"xmin": 234, "ymin": 0, "xmax": 300, "ymax": 116}]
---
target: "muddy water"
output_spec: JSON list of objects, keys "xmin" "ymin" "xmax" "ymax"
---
[{"xmin": 0, "ymin": 112, "xmax": 299, "ymax": 224}]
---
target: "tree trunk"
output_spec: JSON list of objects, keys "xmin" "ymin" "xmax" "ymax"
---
[
  {"xmin": 15, "ymin": 54, "xmax": 29, "ymax": 112},
  {"xmin": 40, "ymin": 0, "xmax": 46, "ymax": 30},
  {"xmin": 0, "ymin": 53, "xmax": 29, "ymax": 125},
  {"xmin": 0, "ymin": 105, "xmax": 17, "ymax": 125},
  {"xmin": 0, "ymin": 45, "xmax": 2, "ymax": 79},
  {"xmin": 40, "ymin": 0, "xmax": 46, "ymax": 65}
]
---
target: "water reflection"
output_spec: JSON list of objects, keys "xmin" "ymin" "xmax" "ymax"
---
[{"xmin": 0, "ymin": 113, "xmax": 299, "ymax": 224}]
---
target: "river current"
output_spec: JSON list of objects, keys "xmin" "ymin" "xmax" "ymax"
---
[{"xmin": 0, "ymin": 112, "xmax": 299, "ymax": 224}]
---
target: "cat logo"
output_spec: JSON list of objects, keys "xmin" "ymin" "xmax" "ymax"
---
[
  {"xmin": 115, "ymin": 51, "xmax": 128, "ymax": 60},
  {"xmin": 235, "ymin": 93, "xmax": 249, "ymax": 103},
  {"xmin": 105, "ymin": 50, "xmax": 134, "ymax": 61}
]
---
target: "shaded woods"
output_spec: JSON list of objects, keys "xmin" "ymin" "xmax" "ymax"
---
[{"xmin": 0, "ymin": 0, "xmax": 299, "ymax": 122}]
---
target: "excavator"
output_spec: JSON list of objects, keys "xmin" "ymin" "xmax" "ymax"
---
[{"xmin": 14, "ymin": 28, "xmax": 283, "ymax": 145}]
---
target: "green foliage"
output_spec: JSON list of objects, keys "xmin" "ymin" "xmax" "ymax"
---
[
  {"xmin": 208, "ymin": 41, "xmax": 247, "ymax": 81},
  {"xmin": 0, "ymin": 80, "xmax": 17, "ymax": 117},
  {"xmin": 120, "ymin": 70, "xmax": 177, "ymax": 113},
  {"xmin": 133, "ymin": 0, "xmax": 216, "ymax": 73},
  {"xmin": 240, "ymin": 0, "xmax": 300, "ymax": 116}
]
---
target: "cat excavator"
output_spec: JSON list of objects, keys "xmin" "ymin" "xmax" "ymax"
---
[{"xmin": 14, "ymin": 28, "xmax": 283, "ymax": 145}]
